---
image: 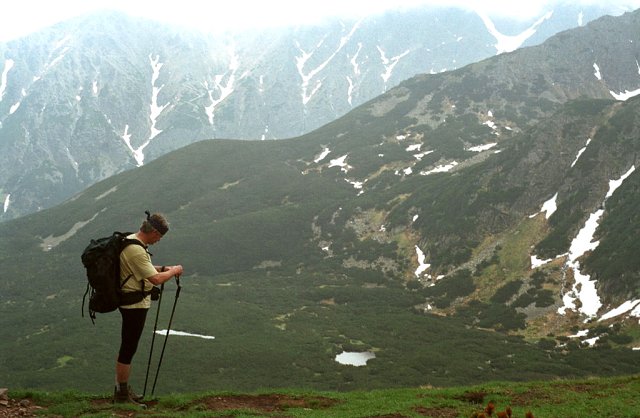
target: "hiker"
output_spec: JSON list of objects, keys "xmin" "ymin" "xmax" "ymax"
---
[{"xmin": 114, "ymin": 211, "xmax": 183, "ymax": 404}]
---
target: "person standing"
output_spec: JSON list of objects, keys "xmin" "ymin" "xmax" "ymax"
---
[{"xmin": 114, "ymin": 211, "xmax": 183, "ymax": 404}]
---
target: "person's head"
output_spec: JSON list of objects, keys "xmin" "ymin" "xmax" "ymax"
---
[{"xmin": 139, "ymin": 211, "xmax": 169, "ymax": 244}]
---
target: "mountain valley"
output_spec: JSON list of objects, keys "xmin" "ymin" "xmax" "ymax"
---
[{"xmin": 1, "ymin": 5, "xmax": 640, "ymax": 394}]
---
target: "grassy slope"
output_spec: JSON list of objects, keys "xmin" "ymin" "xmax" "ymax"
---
[{"xmin": 10, "ymin": 374, "xmax": 640, "ymax": 417}]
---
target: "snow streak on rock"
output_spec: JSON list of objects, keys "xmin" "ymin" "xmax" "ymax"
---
[
  {"xmin": 420, "ymin": 161, "xmax": 458, "ymax": 175},
  {"xmin": 205, "ymin": 45, "xmax": 240, "ymax": 125},
  {"xmin": 610, "ymin": 87, "xmax": 640, "ymax": 101},
  {"xmin": 477, "ymin": 10, "xmax": 553, "ymax": 54},
  {"xmin": 571, "ymin": 138, "xmax": 591, "ymax": 167},
  {"xmin": 559, "ymin": 165, "xmax": 636, "ymax": 318},
  {"xmin": 0, "ymin": 59, "xmax": 14, "ymax": 101},
  {"xmin": 377, "ymin": 46, "xmax": 410, "ymax": 90},
  {"xmin": 314, "ymin": 146, "xmax": 331, "ymax": 163},
  {"xmin": 3, "ymin": 194, "xmax": 10, "ymax": 213},
  {"xmin": 599, "ymin": 299, "xmax": 640, "ymax": 321},
  {"xmin": 414, "ymin": 245, "xmax": 430, "ymax": 278},
  {"xmin": 540, "ymin": 193, "xmax": 558, "ymax": 220},
  {"xmin": 593, "ymin": 63, "xmax": 602, "ymax": 80},
  {"xmin": 149, "ymin": 54, "xmax": 168, "ymax": 140},
  {"xmin": 346, "ymin": 42, "xmax": 363, "ymax": 106},
  {"xmin": 296, "ymin": 20, "xmax": 361, "ymax": 106},
  {"xmin": 121, "ymin": 124, "xmax": 146, "ymax": 167}
]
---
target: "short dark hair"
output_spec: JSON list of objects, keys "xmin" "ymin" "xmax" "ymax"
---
[{"xmin": 141, "ymin": 212, "xmax": 169, "ymax": 235}]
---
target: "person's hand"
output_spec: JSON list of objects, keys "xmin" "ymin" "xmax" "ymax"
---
[{"xmin": 171, "ymin": 264, "xmax": 184, "ymax": 277}]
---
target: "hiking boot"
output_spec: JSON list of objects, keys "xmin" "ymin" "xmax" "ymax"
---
[
  {"xmin": 113, "ymin": 385, "xmax": 146, "ymax": 407},
  {"xmin": 127, "ymin": 386, "xmax": 144, "ymax": 402}
]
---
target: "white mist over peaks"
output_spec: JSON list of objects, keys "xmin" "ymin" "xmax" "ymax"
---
[{"xmin": 3, "ymin": 1, "xmax": 640, "ymax": 42}]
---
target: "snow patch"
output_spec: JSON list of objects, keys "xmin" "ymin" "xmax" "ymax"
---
[
  {"xmin": 610, "ymin": 88, "xmax": 640, "ymax": 101},
  {"xmin": 329, "ymin": 154, "xmax": 351, "ymax": 173},
  {"xmin": 414, "ymin": 245, "xmax": 430, "ymax": 277},
  {"xmin": 530, "ymin": 255, "xmax": 552, "ymax": 269},
  {"xmin": 593, "ymin": 63, "xmax": 601, "ymax": 80},
  {"xmin": 599, "ymin": 300, "xmax": 640, "ymax": 321},
  {"xmin": 413, "ymin": 150, "xmax": 434, "ymax": 161},
  {"xmin": 541, "ymin": 193, "xmax": 558, "ymax": 219},
  {"xmin": 155, "ymin": 330, "xmax": 215, "ymax": 340},
  {"xmin": 571, "ymin": 138, "xmax": 591, "ymax": 167},
  {"xmin": 345, "ymin": 178, "xmax": 364, "ymax": 193},
  {"xmin": 296, "ymin": 20, "xmax": 361, "ymax": 105},
  {"xmin": 314, "ymin": 147, "xmax": 331, "ymax": 163},
  {"xmin": 420, "ymin": 161, "xmax": 458, "ymax": 175},
  {"xmin": 346, "ymin": 42, "xmax": 363, "ymax": 106},
  {"xmin": 3, "ymin": 194, "xmax": 10, "ymax": 213},
  {"xmin": 205, "ymin": 45, "xmax": 240, "ymax": 125},
  {"xmin": 9, "ymin": 101, "xmax": 20, "ymax": 114},
  {"xmin": 467, "ymin": 143, "xmax": 497, "ymax": 152},
  {"xmin": 0, "ymin": 59, "xmax": 14, "ymax": 101},
  {"xmin": 260, "ymin": 125, "xmax": 270, "ymax": 141},
  {"xmin": 559, "ymin": 166, "xmax": 636, "ymax": 318},
  {"xmin": 583, "ymin": 336, "xmax": 600, "ymax": 346},
  {"xmin": 477, "ymin": 10, "xmax": 553, "ymax": 54},
  {"xmin": 377, "ymin": 46, "xmax": 410, "ymax": 89},
  {"xmin": 121, "ymin": 124, "xmax": 148, "ymax": 167},
  {"xmin": 605, "ymin": 166, "xmax": 635, "ymax": 199},
  {"xmin": 149, "ymin": 54, "xmax": 168, "ymax": 140},
  {"xmin": 346, "ymin": 76, "xmax": 355, "ymax": 106}
]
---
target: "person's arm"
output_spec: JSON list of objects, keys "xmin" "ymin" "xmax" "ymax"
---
[{"xmin": 148, "ymin": 265, "xmax": 183, "ymax": 285}]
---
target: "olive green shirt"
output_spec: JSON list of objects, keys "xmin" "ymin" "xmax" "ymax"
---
[{"xmin": 119, "ymin": 234, "xmax": 156, "ymax": 309}]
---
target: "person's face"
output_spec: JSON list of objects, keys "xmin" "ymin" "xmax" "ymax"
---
[{"xmin": 149, "ymin": 229, "xmax": 164, "ymax": 244}]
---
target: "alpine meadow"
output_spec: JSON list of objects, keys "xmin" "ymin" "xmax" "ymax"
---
[{"xmin": 1, "ymin": 3, "xmax": 640, "ymax": 412}]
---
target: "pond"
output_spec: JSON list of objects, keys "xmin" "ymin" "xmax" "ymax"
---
[{"xmin": 334, "ymin": 351, "xmax": 375, "ymax": 366}]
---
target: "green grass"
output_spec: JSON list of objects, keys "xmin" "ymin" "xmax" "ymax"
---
[{"xmin": 9, "ymin": 374, "xmax": 640, "ymax": 417}]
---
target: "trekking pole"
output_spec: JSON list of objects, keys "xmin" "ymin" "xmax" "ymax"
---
[
  {"xmin": 143, "ymin": 282, "xmax": 164, "ymax": 399},
  {"xmin": 151, "ymin": 276, "xmax": 181, "ymax": 397}
]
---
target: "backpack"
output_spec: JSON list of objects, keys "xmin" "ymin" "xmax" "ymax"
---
[{"xmin": 81, "ymin": 231, "xmax": 149, "ymax": 322}]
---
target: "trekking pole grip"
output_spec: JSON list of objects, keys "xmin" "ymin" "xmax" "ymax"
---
[{"xmin": 175, "ymin": 275, "xmax": 181, "ymax": 298}]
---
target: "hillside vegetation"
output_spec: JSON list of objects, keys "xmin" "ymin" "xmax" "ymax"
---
[{"xmin": 2, "ymin": 98, "xmax": 640, "ymax": 394}]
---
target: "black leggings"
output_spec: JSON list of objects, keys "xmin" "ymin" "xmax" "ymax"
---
[{"xmin": 118, "ymin": 308, "xmax": 148, "ymax": 365}]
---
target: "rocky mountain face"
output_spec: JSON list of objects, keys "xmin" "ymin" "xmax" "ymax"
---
[{"xmin": 0, "ymin": 4, "xmax": 630, "ymax": 220}]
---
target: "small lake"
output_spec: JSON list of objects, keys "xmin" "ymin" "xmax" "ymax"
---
[{"xmin": 335, "ymin": 351, "xmax": 376, "ymax": 366}]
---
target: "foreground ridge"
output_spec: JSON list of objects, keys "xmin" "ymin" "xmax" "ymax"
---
[{"xmin": 4, "ymin": 374, "xmax": 639, "ymax": 417}]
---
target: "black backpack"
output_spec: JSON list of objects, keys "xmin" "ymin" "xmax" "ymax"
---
[{"xmin": 81, "ymin": 231, "xmax": 149, "ymax": 322}]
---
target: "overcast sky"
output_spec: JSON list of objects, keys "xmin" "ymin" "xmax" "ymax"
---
[{"xmin": 1, "ymin": 0, "xmax": 640, "ymax": 42}]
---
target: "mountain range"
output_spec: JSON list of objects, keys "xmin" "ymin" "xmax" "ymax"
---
[
  {"xmin": 0, "ymin": 3, "xmax": 633, "ymax": 220},
  {"xmin": 1, "ymin": 6, "xmax": 640, "ymax": 394}
]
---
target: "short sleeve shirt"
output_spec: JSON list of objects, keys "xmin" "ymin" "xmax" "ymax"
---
[{"xmin": 119, "ymin": 234, "xmax": 156, "ymax": 309}]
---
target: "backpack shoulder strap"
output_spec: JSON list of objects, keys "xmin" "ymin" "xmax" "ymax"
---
[{"xmin": 120, "ymin": 234, "xmax": 152, "ymax": 257}]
